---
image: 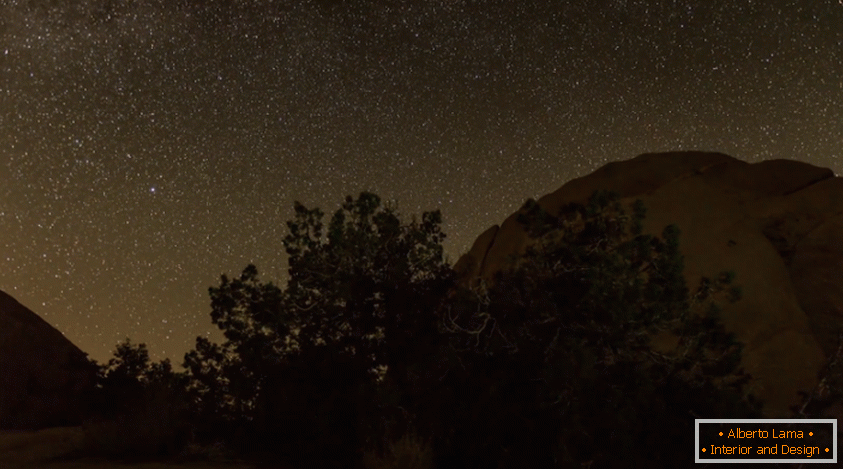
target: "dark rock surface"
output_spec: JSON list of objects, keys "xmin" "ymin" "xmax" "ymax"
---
[
  {"xmin": 0, "ymin": 290, "xmax": 98, "ymax": 430},
  {"xmin": 454, "ymin": 151, "xmax": 843, "ymax": 418}
]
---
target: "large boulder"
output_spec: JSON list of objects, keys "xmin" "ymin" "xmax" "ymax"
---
[
  {"xmin": 454, "ymin": 151, "xmax": 843, "ymax": 419},
  {"xmin": 0, "ymin": 290, "xmax": 98, "ymax": 429}
]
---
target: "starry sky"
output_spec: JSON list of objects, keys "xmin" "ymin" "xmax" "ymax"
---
[{"xmin": 1, "ymin": 0, "xmax": 841, "ymax": 366}]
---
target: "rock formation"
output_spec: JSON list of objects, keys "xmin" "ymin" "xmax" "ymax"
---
[
  {"xmin": 0, "ymin": 290, "xmax": 98, "ymax": 429},
  {"xmin": 454, "ymin": 151, "xmax": 843, "ymax": 419}
]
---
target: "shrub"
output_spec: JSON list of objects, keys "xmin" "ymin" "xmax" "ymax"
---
[
  {"xmin": 362, "ymin": 429, "xmax": 435, "ymax": 469},
  {"xmin": 82, "ymin": 380, "xmax": 193, "ymax": 460}
]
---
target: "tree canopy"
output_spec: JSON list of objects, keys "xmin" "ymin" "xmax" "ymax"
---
[
  {"xmin": 181, "ymin": 192, "xmax": 454, "ymax": 461},
  {"xmin": 90, "ymin": 189, "xmax": 780, "ymax": 468},
  {"xmin": 434, "ymin": 190, "xmax": 757, "ymax": 467}
]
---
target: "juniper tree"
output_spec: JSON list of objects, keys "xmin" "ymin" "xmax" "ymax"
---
[
  {"xmin": 182, "ymin": 192, "xmax": 454, "ymax": 462},
  {"xmin": 437, "ymin": 189, "xmax": 758, "ymax": 468}
]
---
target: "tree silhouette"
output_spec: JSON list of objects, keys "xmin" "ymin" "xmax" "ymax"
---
[
  {"xmin": 435, "ymin": 190, "xmax": 760, "ymax": 468},
  {"xmin": 172, "ymin": 189, "xmax": 762, "ymax": 468},
  {"xmin": 182, "ymin": 192, "xmax": 454, "ymax": 464},
  {"xmin": 84, "ymin": 338, "xmax": 192, "ymax": 459}
]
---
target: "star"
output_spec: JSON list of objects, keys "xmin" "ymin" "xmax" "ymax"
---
[{"xmin": 0, "ymin": 0, "xmax": 839, "ymax": 366}]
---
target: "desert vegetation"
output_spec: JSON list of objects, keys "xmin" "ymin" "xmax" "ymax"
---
[{"xmin": 68, "ymin": 190, "xmax": 842, "ymax": 468}]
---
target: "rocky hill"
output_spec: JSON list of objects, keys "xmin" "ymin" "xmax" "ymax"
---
[
  {"xmin": 0, "ymin": 290, "xmax": 98, "ymax": 429},
  {"xmin": 454, "ymin": 151, "xmax": 843, "ymax": 419}
]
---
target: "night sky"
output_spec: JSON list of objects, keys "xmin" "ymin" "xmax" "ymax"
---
[{"xmin": 1, "ymin": 1, "xmax": 841, "ymax": 366}]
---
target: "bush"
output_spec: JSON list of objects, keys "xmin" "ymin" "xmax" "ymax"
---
[
  {"xmin": 81, "ymin": 380, "xmax": 193, "ymax": 460},
  {"xmin": 82, "ymin": 339, "xmax": 195, "ymax": 461},
  {"xmin": 362, "ymin": 429, "xmax": 435, "ymax": 469}
]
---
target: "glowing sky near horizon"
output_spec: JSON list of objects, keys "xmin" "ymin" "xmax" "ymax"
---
[{"xmin": 1, "ymin": 0, "xmax": 841, "ymax": 365}]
